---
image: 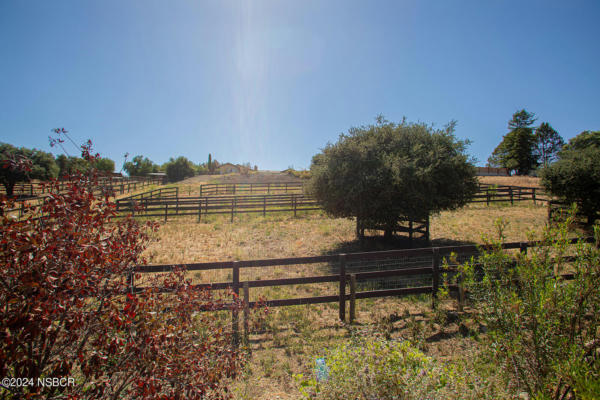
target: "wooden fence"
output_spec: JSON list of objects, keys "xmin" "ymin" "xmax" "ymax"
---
[
  {"xmin": 2, "ymin": 196, "xmax": 47, "ymax": 219},
  {"xmin": 475, "ymin": 184, "xmax": 547, "ymax": 205},
  {"xmin": 115, "ymin": 193, "xmax": 320, "ymax": 222},
  {"xmin": 132, "ymin": 237, "xmax": 593, "ymax": 341},
  {"xmin": 199, "ymin": 182, "xmax": 304, "ymax": 196},
  {"xmin": 114, "ymin": 183, "xmax": 547, "ymax": 222},
  {"xmin": 200, "ymin": 182, "xmax": 545, "ymax": 204},
  {"xmin": 1, "ymin": 176, "xmax": 164, "ymax": 197},
  {"xmin": 119, "ymin": 187, "xmax": 178, "ymax": 202}
]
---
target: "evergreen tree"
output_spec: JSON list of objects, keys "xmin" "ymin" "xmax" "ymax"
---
[
  {"xmin": 534, "ymin": 122, "xmax": 564, "ymax": 167},
  {"xmin": 488, "ymin": 109, "xmax": 538, "ymax": 175}
]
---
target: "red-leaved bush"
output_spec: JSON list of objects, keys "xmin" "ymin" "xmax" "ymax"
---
[{"xmin": 1, "ymin": 141, "xmax": 244, "ymax": 399}]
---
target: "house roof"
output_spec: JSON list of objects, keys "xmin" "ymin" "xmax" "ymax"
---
[{"xmin": 218, "ymin": 163, "xmax": 238, "ymax": 169}]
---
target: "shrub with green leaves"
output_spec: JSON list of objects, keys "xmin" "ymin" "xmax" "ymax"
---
[
  {"xmin": 541, "ymin": 130, "xmax": 600, "ymax": 225},
  {"xmin": 295, "ymin": 336, "xmax": 501, "ymax": 400},
  {"xmin": 460, "ymin": 217, "xmax": 600, "ymax": 399}
]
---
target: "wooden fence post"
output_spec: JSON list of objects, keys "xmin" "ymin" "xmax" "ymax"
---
[
  {"xmin": 263, "ymin": 196, "xmax": 266, "ymax": 217},
  {"xmin": 293, "ymin": 194, "xmax": 297, "ymax": 217},
  {"xmin": 349, "ymin": 274, "xmax": 356, "ymax": 323},
  {"xmin": 231, "ymin": 198, "xmax": 235, "ymax": 223},
  {"xmin": 532, "ymin": 188, "xmax": 536, "ymax": 204},
  {"xmin": 126, "ymin": 269, "xmax": 135, "ymax": 295},
  {"xmin": 520, "ymin": 242, "xmax": 528, "ymax": 255},
  {"xmin": 339, "ymin": 254, "xmax": 347, "ymax": 322},
  {"xmin": 164, "ymin": 203, "xmax": 168, "ymax": 222},
  {"xmin": 509, "ymin": 187, "xmax": 514, "ymax": 205},
  {"xmin": 232, "ymin": 261, "xmax": 240, "ymax": 347},
  {"xmin": 431, "ymin": 248, "xmax": 440, "ymax": 309},
  {"xmin": 197, "ymin": 199, "xmax": 202, "ymax": 223},
  {"xmin": 243, "ymin": 281, "xmax": 250, "ymax": 348}
]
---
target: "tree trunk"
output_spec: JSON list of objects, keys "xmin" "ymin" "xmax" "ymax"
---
[
  {"xmin": 355, "ymin": 217, "xmax": 362, "ymax": 239},
  {"xmin": 588, "ymin": 213, "xmax": 596, "ymax": 226},
  {"xmin": 3, "ymin": 181, "xmax": 15, "ymax": 197}
]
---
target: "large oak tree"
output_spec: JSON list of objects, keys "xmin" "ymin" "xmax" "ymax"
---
[{"xmin": 307, "ymin": 117, "xmax": 478, "ymax": 239}]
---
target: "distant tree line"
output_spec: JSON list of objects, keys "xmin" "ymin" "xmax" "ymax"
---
[
  {"xmin": 488, "ymin": 109, "xmax": 565, "ymax": 175},
  {"xmin": 488, "ymin": 109, "xmax": 600, "ymax": 223},
  {"xmin": 1, "ymin": 141, "xmax": 259, "ymax": 196},
  {"xmin": 0, "ymin": 143, "xmax": 114, "ymax": 196},
  {"xmin": 123, "ymin": 153, "xmax": 256, "ymax": 182}
]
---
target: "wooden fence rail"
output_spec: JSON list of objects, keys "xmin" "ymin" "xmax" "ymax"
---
[
  {"xmin": 132, "ymin": 236, "xmax": 594, "ymax": 342},
  {"xmin": 199, "ymin": 182, "xmax": 304, "ymax": 196},
  {"xmin": 114, "ymin": 193, "xmax": 320, "ymax": 222},
  {"xmin": 197, "ymin": 182, "xmax": 546, "ymax": 203},
  {"xmin": 475, "ymin": 184, "xmax": 548, "ymax": 205},
  {"xmin": 118, "ymin": 187, "xmax": 178, "ymax": 202},
  {"xmin": 1, "ymin": 176, "xmax": 164, "ymax": 197},
  {"xmin": 114, "ymin": 183, "xmax": 548, "ymax": 222}
]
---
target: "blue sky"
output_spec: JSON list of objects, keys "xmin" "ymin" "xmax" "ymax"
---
[{"xmin": 1, "ymin": 1, "xmax": 599, "ymax": 171}]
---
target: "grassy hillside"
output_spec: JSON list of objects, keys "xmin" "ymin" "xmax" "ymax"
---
[{"xmin": 136, "ymin": 198, "xmax": 548, "ymax": 399}]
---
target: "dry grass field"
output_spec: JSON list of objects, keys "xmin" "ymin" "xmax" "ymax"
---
[
  {"xmin": 135, "ymin": 194, "xmax": 547, "ymax": 399},
  {"xmin": 478, "ymin": 175, "xmax": 542, "ymax": 188},
  {"xmin": 181, "ymin": 171, "xmax": 541, "ymax": 188},
  {"xmin": 142, "ymin": 203, "xmax": 547, "ymax": 266},
  {"xmin": 118, "ymin": 173, "xmax": 549, "ymax": 399}
]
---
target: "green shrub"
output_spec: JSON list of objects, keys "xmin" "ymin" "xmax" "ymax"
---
[
  {"xmin": 460, "ymin": 216, "xmax": 600, "ymax": 399},
  {"xmin": 295, "ymin": 336, "xmax": 501, "ymax": 399},
  {"xmin": 541, "ymin": 147, "xmax": 600, "ymax": 225}
]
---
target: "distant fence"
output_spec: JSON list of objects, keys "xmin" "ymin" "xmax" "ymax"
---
[
  {"xmin": 115, "ymin": 183, "xmax": 548, "ymax": 222},
  {"xmin": 115, "ymin": 193, "xmax": 320, "ymax": 222},
  {"xmin": 1, "ymin": 176, "xmax": 164, "ymax": 197},
  {"xmin": 476, "ymin": 167, "xmax": 509, "ymax": 176},
  {"xmin": 475, "ymin": 184, "xmax": 548, "ymax": 205},
  {"xmin": 132, "ymin": 237, "xmax": 593, "ymax": 342},
  {"xmin": 119, "ymin": 187, "xmax": 179, "ymax": 202},
  {"xmin": 199, "ymin": 182, "xmax": 303, "ymax": 196},
  {"xmin": 2, "ymin": 196, "xmax": 47, "ymax": 219}
]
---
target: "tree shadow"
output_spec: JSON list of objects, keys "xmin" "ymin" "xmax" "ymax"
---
[
  {"xmin": 425, "ymin": 330, "xmax": 461, "ymax": 343},
  {"xmin": 320, "ymin": 235, "xmax": 479, "ymax": 291},
  {"xmin": 324, "ymin": 235, "xmax": 478, "ymax": 257}
]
